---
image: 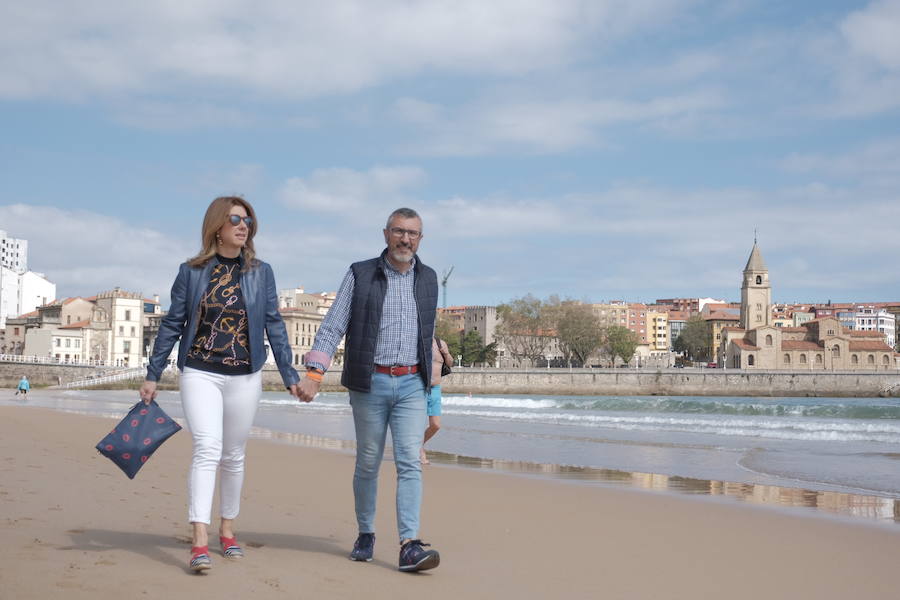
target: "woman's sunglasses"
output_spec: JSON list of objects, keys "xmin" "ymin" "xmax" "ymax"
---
[{"xmin": 228, "ymin": 215, "xmax": 253, "ymax": 227}]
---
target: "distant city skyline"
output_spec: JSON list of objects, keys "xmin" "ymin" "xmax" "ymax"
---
[{"xmin": 2, "ymin": 1, "xmax": 899, "ymax": 308}]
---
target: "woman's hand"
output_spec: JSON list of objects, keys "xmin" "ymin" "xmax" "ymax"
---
[
  {"xmin": 297, "ymin": 377, "xmax": 319, "ymax": 403},
  {"xmin": 139, "ymin": 380, "xmax": 158, "ymax": 405}
]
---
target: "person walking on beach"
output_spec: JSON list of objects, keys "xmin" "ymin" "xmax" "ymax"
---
[
  {"xmin": 297, "ymin": 207, "xmax": 441, "ymax": 572},
  {"xmin": 140, "ymin": 197, "xmax": 301, "ymax": 573},
  {"xmin": 421, "ymin": 337, "xmax": 453, "ymax": 465},
  {"xmin": 15, "ymin": 375, "xmax": 29, "ymax": 400}
]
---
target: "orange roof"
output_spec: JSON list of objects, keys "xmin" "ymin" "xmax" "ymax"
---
[
  {"xmin": 848, "ymin": 341, "xmax": 894, "ymax": 351},
  {"xmin": 782, "ymin": 341, "xmax": 823, "ymax": 351},
  {"xmin": 847, "ymin": 330, "xmax": 885, "ymax": 338},
  {"xmin": 732, "ymin": 339, "xmax": 760, "ymax": 350},
  {"xmin": 13, "ymin": 310, "xmax": 39, "ymax": 319},
  {"xmin": 705, "ymin": 312, "xmax": 739, "ymax": 321},
  {"xmin": 60, "ymin": 320, "xmax": 90, "ymax": 329}
]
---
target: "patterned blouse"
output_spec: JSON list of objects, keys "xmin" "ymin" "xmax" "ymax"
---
[{"xmin": 185, "ymin": 255, "xmax": 252, "ymax": 375}]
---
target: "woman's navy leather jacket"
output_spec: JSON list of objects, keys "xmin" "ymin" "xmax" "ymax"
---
[{"xmin": 146, "ymin": 255, "xmax": 300, "ymax": 388}]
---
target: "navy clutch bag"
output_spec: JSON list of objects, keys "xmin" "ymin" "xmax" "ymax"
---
[{"xmin": 96, "ymin": 399, "xmax": 182, "ymax": 479}]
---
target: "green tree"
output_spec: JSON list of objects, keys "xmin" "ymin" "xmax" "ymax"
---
[
  {"xmin": 496, "ymin": 294, "xmax": 551, "ymax": 366},
  {"xmin": 550, "ymin": 300, "xmax": 604, "ymax": 367},
  {"xmin": 435, "ymin": 312, "xmax": 462, "ymax": 359},
  {"xmin": 673, "ymin": 316, "xmax": 711, "ymax": 362},
  {"xmin": 461, "ymin": 330, "xmax": 485, "ymax": 366},
  {"xmin": 605, "ymin": 326, "xmax": 639, "ymax": 365}
]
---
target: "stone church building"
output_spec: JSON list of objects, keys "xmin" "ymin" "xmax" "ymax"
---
[{"xmin": 721, "ymin": 244, "xmax": 897, "ymax": 370}]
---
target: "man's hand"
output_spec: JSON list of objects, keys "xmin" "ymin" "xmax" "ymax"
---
[
  {"xmin": 297, "ymin": 376, "xmax": 320, "ymax": 403},
  {"xmin": 289, "ymin": 383, "xmax": 299, "ymax": 399},
  {"xmin": 139, "ymin": 380, "xmax": 158, "ymax": 405}
]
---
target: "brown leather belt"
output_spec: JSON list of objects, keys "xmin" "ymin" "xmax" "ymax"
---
[{"xmin": 374, "ymin": 364, "xmax": 419, "ymax": 376}]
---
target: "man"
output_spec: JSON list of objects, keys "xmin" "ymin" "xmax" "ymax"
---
[{"xmin": 298, "ymin": 207, "xmax": 440, "ymax": 572}]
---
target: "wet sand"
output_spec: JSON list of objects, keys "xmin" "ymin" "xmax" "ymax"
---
[{"xmin": 2, "ymin": 405, "xmax": 898, "ymax": 599}]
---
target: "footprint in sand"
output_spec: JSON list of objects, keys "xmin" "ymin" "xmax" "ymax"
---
[{"xmin": 246, "ymin": 541, "xmax": 265, "ymax": 548}]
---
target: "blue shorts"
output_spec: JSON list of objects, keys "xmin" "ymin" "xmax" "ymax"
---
[{"xmin": 426, "ymin": 385, "xmax": 442, "ymax": 417}]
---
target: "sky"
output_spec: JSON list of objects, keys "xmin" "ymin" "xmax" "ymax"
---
[{"xmin": 1, "ymin": 0, "xmax": 899, "ymax": 310}]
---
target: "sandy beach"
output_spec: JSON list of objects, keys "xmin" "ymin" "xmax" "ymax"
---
[{"xmin": 2, "ymin": 404, "xmax": 899, "ymax": 599}]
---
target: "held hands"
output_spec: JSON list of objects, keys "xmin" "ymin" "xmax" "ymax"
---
[
  {"xmin": 296, "ymin": 376, "xmax": 320, "ymax": 403},
  {"xmin": 139, "ymin": 380, "xmax": 158, "ymax": 405}
]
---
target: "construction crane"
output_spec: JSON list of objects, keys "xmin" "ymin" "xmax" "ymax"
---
[{"xmin": 441, "ymin": 266, "xmax": 454, "ymax": 309}]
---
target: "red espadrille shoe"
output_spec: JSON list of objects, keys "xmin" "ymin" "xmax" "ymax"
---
[
  {"xmin": 219, "ymin": 536, "xmax": 244, "ymax": 559},
  {"xmin": 190, "ymin": 545, "xmax": 211, "ymax": 572}
]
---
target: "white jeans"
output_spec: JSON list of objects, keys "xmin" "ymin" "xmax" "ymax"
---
[{"xmin": 180, "ymin": 367, "xmax": 262, "ymax": 525}]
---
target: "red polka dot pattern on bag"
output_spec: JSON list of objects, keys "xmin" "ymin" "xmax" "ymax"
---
[
  {"xmin": 141, "ymin": 455, "xmax": 149, "ymax": 463},
  {"xmin": 131, "ymin": 419, "xmax": 139, "ymax": 427},
  {"xmin": 139, "ymin": 408, "xmax": 149, "ymax": 415},
  {"xmin": 122, "ymin": 453, "xmax": 131, "ymax": 459},
  {"xmin": 105, "ymin": 444, "xmax": 114, "ymax": 451},
  {"xmin": 143, "ymin": 438, "xmax": 151, "ymax": 446},
  {"xmin": 122, "ymin": 433, "xmax": 130, "ymax": 442},
  {"xmin": 156, "ymin": 417, "xmax": 165, "ymax": 424}
]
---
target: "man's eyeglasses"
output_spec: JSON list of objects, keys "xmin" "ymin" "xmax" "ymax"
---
[
  {"xmin": 389, "ymin": 227, "xmax": 422, "ymax": 240},
  {"xmin": 228, "ymin": 215, "xmax": 253, "ymax": 227}
]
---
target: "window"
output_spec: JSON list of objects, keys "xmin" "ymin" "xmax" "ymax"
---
[
  {"xmin": 852, "ymin": 354, "xmax": 859, "ymax": 365},
  {"xmin": 75, "ymin": 340, "xmax": 80, "ymax": 348},
  {"xmin": 756, "ymin": 303, "xmax": 762, "ymax": 311},
  {"xmin": 784, "ymin": 354, "xmax": 791, "ymax": 364},
  {"xmin": 868, "ymin": 354, "xmax": 875, "ymax": 365},
  {"xmin": 131, "ymin": 326, "xmax": 136, "ymax": 336},
  {"xmin": 800, "ymin": 354, "xmax": 807, "ymax": 364},
  {"xmin": 883, "ymin": 355, "xmax": 890, "ymax": 365},
  {"xmin": 748, "ymin": 355, "xmax": 755, "ymax": 366},
  {"xmin": 756, "ymin": 276, "xmax": 762, "ymax": 284},
  {"xmin": 125, "ymin": 310, "xmax": 131, "ymax": 321},
  {"xmin": 765, "ymin": 335, "xmax": 773, "ymax": 346},
  {"xmin": 67, "ymin": 315, "xmax": 71, "ymax": 324},
  {"xmin": 123, "ymin": 341, "xmax": 131, "ymax": 353},
  {"xmin": 815, "ymin": 354, "xmax": 822, "ymax": 364},
  {"xmin": 119, "ymin": 326, "xmax": 124, "ymax": 335},
  {"xmin": 56, "ymin": 339, "xmax": 61, "ymax": 347},
  {"xmin": 13, "ymin": 327, "xmax": 19, "ymax": 335},
  {"xmin": 756, "ymin": 314, "xmax": 762, "ymax": 322},
  {"xmin": 832, "ymin": 345, "xmax": 840, "ymax": 357}
]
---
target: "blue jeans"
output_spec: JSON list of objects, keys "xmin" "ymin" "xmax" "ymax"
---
[{"xmin": 349, "ymin": 372, "xmax": 426, "ymax": 542}]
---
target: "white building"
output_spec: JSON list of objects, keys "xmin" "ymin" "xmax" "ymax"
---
[
  {"xmin": 853, "ymin": 307, "xmax": 896, "ymax": 349},
  {"xmin": 0, "ymin": 267, "xmax": 56, "ymax": 328},
  {"xmin": 0, "ymin": 230, "xmax": 28, "ymax": 272}
]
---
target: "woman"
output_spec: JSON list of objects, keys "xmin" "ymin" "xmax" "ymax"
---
[
  {"xmin": 140, "ymin": 197, "xmax": 301, "ymax": 572},
  {"xmin": 16, "ymin": 375, "xmax": 30, "ymax": 400},
  {"xmin": 421, "ymin": 337, "xmax": 453, "ymax": 465}
]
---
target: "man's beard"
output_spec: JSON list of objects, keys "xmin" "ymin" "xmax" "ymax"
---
[{"xmin": 390, "ymin": 245, "xmax": 414, "ymax": 263}]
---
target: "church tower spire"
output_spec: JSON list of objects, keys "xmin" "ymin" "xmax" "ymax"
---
[{"xmin": 740, "ymin": 240, "xmax": 771, "ymax": 329}]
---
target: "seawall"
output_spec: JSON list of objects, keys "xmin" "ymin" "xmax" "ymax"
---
[{"xmin": 4, "ymin": 363, "xmax": 899, "ymax": 397}]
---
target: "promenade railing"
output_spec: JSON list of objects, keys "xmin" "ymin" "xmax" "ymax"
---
[{"xmin": 0, "ymin": 353, "xmax": 115, "ymax": 367}]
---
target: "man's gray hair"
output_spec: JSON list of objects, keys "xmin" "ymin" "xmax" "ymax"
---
[{"xmin": 385, "ymin": 207, "xmax": 421, "ymax": 229}]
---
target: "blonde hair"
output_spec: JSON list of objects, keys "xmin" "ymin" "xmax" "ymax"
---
[{"xmin": 187, "ymin": 196, "xmax": 259, "ymax": 271}]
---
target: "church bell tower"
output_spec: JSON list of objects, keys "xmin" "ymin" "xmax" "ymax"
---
[{"xmin": 740, "ymin": 240, "xmax": 772, "ymax": 330}]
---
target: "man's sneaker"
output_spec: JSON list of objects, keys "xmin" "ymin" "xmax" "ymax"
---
[
  {"xmin": 350, "ymin": 533, "xmax": 375, "ymax": 561},
  {"xmin": 398, "ymin": 539, "xmax": 440, "ymax": 572}
]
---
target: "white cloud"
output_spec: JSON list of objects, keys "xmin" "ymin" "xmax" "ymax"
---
[
  {"xmin": 0, "ymin": 204, "xmax": 193, "ymax": 305},
  {"xmin": 782, "ymin": 137, "xmax": 900, "ymax": 185},
  {"xmin": 278, "ymin": 166, "xmax": 427, "ymax": 214},
  {"xmin": 0, "ymin": 0, "xmax": 692, "ymax": 102},
  {"xmin": 841, "ymin": 0, "xmax": 900, "ymax": 70},
  {"xmin": 392, "ymin": 90, "xmax": 725, "ymax": 155}
]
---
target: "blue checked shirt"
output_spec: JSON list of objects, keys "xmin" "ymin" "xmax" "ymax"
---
[{"xmin": 307, "ymin": 257, "xmax": 420, "ymax": 370}]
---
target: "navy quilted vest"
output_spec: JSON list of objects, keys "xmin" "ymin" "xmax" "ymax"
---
[{"xmin": 341, "ymin": 250, "xmax": 438, "ymax": 392}]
